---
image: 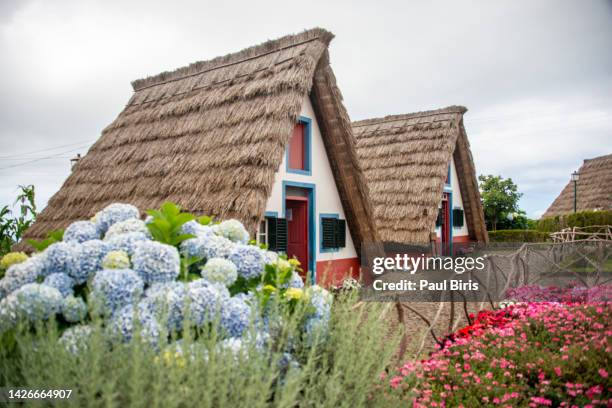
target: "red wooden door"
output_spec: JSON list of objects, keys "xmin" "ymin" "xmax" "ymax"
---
[
  {"xmin": 286, "ymin": 197, "xmax": 309, "ymax": 275},
  {"xmin": 441, "ymin": 193, "xmax": 450, "ymax": 255}
]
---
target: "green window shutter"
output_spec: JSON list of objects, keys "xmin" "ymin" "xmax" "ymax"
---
[
  {"xmin": 335, "ymin": 219, "xmax": 346, "ymax": 248},
  {"xmin": 452, "ymin": 208, "xmax": 464, "ymax": 228},
  {"xmin": 268, "ymin": 217, "xmax": 288, "ymax": 253},
  {"xmin": 321, "ymin": 217, "xmax": 337, "ymax": 249}
]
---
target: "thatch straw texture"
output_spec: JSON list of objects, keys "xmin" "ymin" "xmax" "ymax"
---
[
  {"xmin": 21, "ymin": 28, "xmax": 379, "ymax": 251},
  {"xmin": 542, "ymin": 153, "xmax": 612, "ymax": 217},
  {"xmin": 352, "ymin": 106, "xmax": 488, "ymax": 244}
]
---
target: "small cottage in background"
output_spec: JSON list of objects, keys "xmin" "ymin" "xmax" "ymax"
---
[
  {"xmin": 352, "ymin": 106, "xmax": 488, "ymax": 255},
  {"xmin": 543, "ymin": 153, "xmax": 612, "ymax": 217},
  {"xmin": 22, "ymin": 28, "xmax": 379, "ymax": 285}
]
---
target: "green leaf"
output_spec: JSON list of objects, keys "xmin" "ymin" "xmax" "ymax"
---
[{"xmin": 197, "ymin": 216, "xmax": 212, "ymax": 225}]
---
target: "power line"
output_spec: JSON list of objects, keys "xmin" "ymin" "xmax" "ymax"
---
[
  {"xmin": 0, "ymin": 139, "xmax": 95, "ymax": 159},
  {"xmin": 0, "ymin": 145, "xmax": 90, "ymax": 171},
  {"xmin": 0, "ymin": 157, "xmax": 73, "ymax": 161}
]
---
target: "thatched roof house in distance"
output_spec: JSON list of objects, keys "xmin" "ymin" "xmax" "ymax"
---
[
  {"xmin": 23, "ymin": 28, "xmax": 379, "ymax": 283},
  {"xmin": 352, "ymin": 106, "xmax": 488, "ymax": 252},
  {"xmin": 542, "ymin": 153, "xmax": 612, "ymax": 217}
]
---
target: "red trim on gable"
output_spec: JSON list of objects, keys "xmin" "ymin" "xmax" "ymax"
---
[{"xmin": 316, "ymin": 257, "xmax": 360, "ymax": 287}]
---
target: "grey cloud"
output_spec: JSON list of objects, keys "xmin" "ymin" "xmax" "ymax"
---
[{"xmin": 1, "ymin": 0, "xmax": 611, "ymax": 220}]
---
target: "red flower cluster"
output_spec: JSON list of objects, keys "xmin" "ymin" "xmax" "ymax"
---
[{"xmin": 450, "ymin": 309, "xmax": 515, "ymax": 342}]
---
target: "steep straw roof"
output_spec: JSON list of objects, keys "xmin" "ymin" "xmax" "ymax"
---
[
  {"xmin": 22, "ymin": 28, "xmax": 379, "ymax": 251},
  {"xmin": 352, "ymin": 106, "xmax": 488, "ymax": 244},
  {"xmin": 542, "ymin": 153, "xmax": 612, "ymax": 217}
]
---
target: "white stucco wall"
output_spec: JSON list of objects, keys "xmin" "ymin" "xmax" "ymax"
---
[
  {"xmin": 436, "ymin": 158, "xmax": 470, "ymax": 238},
  {"xmin": 263, "ymin": 95, "xmax": 358, "ymax": 262}
]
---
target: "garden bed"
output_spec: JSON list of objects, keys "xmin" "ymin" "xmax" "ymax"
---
[{"xmin": 386, "ymin": 297, "xmax": 612, "ymax": 407}]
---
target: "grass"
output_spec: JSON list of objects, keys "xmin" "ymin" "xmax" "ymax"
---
[{"xmin": 0, "ymin": 292, "xmax": 404, "ymax": 408}]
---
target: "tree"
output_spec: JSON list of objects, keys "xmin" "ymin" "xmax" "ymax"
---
[
  {"xmin": 0, "ymin": 185, "xmax": 37, "ymax": 256},
  {"xmin": 478, "ymin": 175, "xmax": 522, "ymax": 231}
]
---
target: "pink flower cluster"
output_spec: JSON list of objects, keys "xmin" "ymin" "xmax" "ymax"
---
[{"xmin": 389, "ymin": 301, "xmax": 612, "ymax": 407}]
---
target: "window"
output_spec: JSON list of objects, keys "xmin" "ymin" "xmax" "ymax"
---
[
  {"xmin": 257, "ymin": 220, "xmax": 268, "ymax": 245},
  {"xmin": 320, "ymin": 214, "xmax": 346, "ymax": 251},
  {"xmin": 452, "ymin": 208, "xmax": 465, "ymax": 228},
  {"xmin": 286, "ymin": 117, "xmax": 312, "ymax": 174}
]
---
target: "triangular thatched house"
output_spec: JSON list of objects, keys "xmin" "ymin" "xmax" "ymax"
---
[
  {"xmin": 23, "ymin": 28, "xmax": 379, "ymax": 283},
  {"xmin": 543, "ymin": 153, "xmax": 612, "ymax": 217},
  {"xmin": 352, "ymin": 106, "xmax": 488, "ymax": 253}
]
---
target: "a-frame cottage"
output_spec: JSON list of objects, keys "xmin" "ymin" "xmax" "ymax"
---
[
  {"xmin": 542, "ymin": 153, "xmax": 612, "ymax": 217},
  {"xmin": 22, "ymin": 28, "xmax": 379, "ymax": 285},
  {"xmin": 352, "ymin": 106, "xmax": 488, "ymax": 255}
]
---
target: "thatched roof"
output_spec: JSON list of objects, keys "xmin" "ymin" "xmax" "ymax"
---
[
  {"xmin": 22, "ymin": 28, "xmax": 379, "ymax": 252},
  {"xmin": 352, "ymin": 106, "xmax": 488, "ymax": 244},
  {"xmin": 542, "ymin": 153, "xmax": 612, "ymax": 218}
]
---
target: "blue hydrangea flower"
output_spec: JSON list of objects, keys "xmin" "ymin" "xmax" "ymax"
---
[
  {"xmin": 181, "ymin": 221, "xmax": 214, "ymax": 238},
  {"xmin": 62, "ymin": 295, "xmax": 88, "ymax": 322},
  {"xmin": 105, "ymin": 232, "xmax": 150, "ymax": 256},
  {"xmin": 213, "ymin": 219, "xmax": 249, "ymax": 244},
  {"xmin": 69, "ymin": 240, "xmax": 110, "ymax": 284},
  {"xmin": 308, "ymin": 286, "xmax": 332, "ymax": 320},
  {"xmin": 303, "ymin": 286, "xmax": 333, "ymax": 345},
  {"xmin": 10, "ymin": 283, "xmax": 63, "ymax": 324},
  {"xmin": 233, "ymin": 292, "xmax": 255, "ymax": 304},
  {"xmin": 217, "ymin": 331, "xmax": 267, "ymax": 358},
  {"xmin": 41, "ymin": 242, "xmax": 76, "ymax": 277},
  {"xmin": 59, "ymin": 325, "xmax": 92, "ymax": 354},
  {"xmin": 43, "ymin": 273, "xmax": 74, "ymax": 297},
  {"xmin": 93, "ymin": 203, "xmax": 140, "ymax": 235},
  {"xmin": 132, "ymin": 241, "xmax": 180, "ymax": 284},
  {"xmin": 304, "ymin": 316, "xmax": 329, "ymax": 344},
  {"xmin": 228, "ymin": 245, "xmax": 265, "ymax": 279},
  {"xmin": 0, "ymin": 256, "xmax": 43, "ymax": 299},
  {"xmin": 102, "ymin": 250, "xmax": 131, "ymax": 269},
  {"xmin": 63, "ymin": 220, "xmax": 99, "ymax": 243},
  {"xmin": 220, "ymin": 296, "xmax": 251, "ymax": 338},
  {"xmin": 0, "ymin": 293, "xmax": 19, "ymax": 332},
  {"xmin": 104, "ymin": 219, "xmax": 150, "ymax": 240},
  {"xmin": 109, "ymin": 304, "xmax": 160, "ymax": 347},
  {"xmin": 188, "ymin": 278, "xmax": 230, "ymax": 297},
  {"xmin": 284, "ymin": 272, "xmax": 304, "ymax": 289},
  {"xmin": 200, "ymin": 258, "xmax": 238, "ymax": 287},
  {"xmin": 180, "ymin": 234, "xmax": 235, "ymax": 261},
  {"xmin": 141, "ymin": 281, "xmax": 187, "ymax": 332},
  {"xmin": 91, "ymin": 269, "xmax": 143, "ymax": 315},
  {"xmin": 187, "ymin": 280, "xmax": 228, "ymax": 327},
  {"xmin": 263, "ymin": 251, "xmax": 279, "ymax": 264}
]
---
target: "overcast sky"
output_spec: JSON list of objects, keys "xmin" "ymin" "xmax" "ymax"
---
[{"xmin": 1, "ymin": 0, "xmax": 611, "ymax": 219}]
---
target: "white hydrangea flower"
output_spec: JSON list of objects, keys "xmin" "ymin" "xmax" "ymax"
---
[
  {"xmin": 200, "ymin": 258, "xmax": 238, "ymax": 287},
  {"xmin": 213, "ymin": 219, "xmax": 250, "ymax": 244}
]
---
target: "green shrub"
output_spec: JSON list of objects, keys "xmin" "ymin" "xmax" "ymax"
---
[
  {"xmin": 0, "ymin": 292, "xmax": 403, "ymax": 408},
  {"xmin": 488, "ymin": 229, "xmax": 550, "ymax": 242},
  {"xmin": 537, "ymin": 210, "xmax": 612, "ymax": 233}
]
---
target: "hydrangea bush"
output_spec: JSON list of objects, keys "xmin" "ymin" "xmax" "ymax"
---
[{"xmin": 0, "ymin": 202, "xmax": 331, "ymax": 363}]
